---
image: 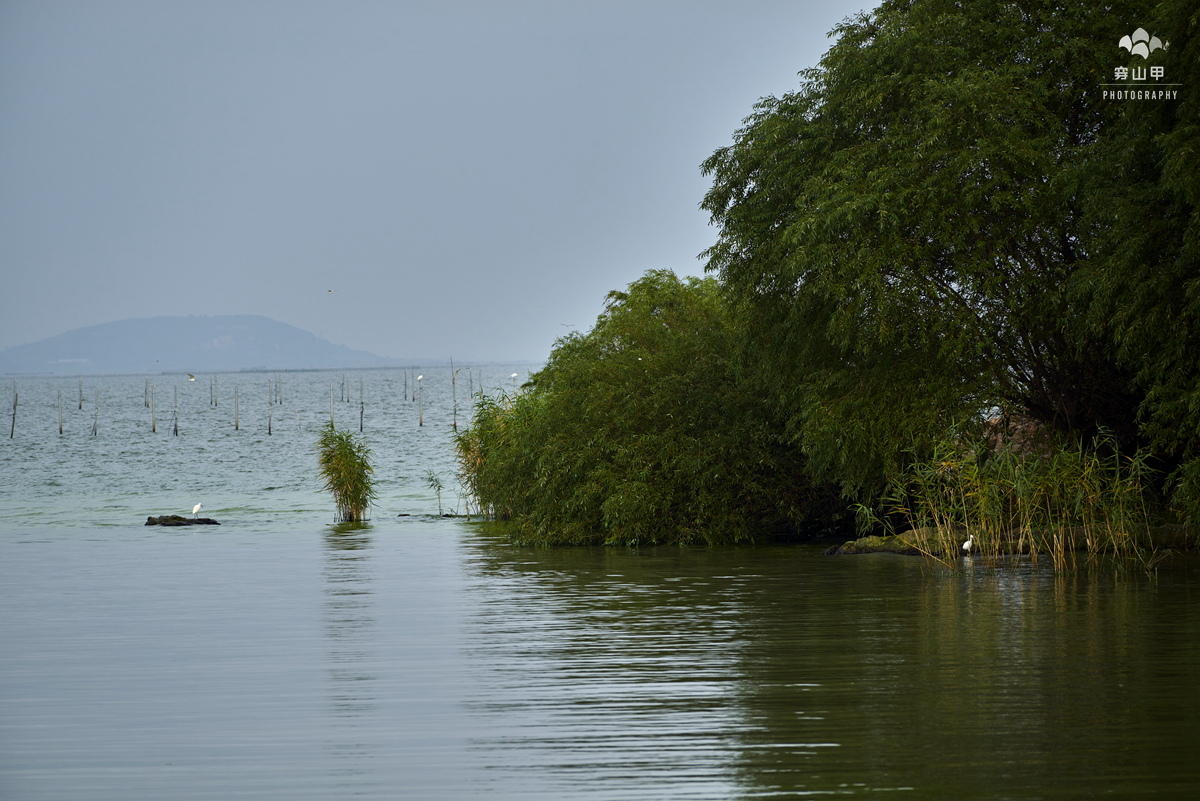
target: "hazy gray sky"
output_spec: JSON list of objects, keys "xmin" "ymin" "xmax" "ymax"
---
[{"xmin": 1, "ymin": 0, "xmax": 867, "ymax": 362}]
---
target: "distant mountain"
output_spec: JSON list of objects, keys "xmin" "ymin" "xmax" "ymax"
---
[{"xmin": 0, "ymin": 315, "xmax": 399, "ymax": 375}]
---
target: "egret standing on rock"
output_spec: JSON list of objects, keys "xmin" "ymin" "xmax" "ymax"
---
[{"xmin": 193, "ymin": 502, "xmax": 203, "ymax": 519}]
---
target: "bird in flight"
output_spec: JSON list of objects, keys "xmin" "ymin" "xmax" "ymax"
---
[
  {"xmin": 328, "ymin": 289, "xmax": 336, "ymax": 294},
  {"xmin": 188, "ymin": 374, "xmax": 195, "ymax": 381}
]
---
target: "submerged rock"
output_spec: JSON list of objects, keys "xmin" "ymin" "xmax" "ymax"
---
[
  {"xmin": 145, "ymin": 515, "xmax": 220, "ymax": 526},
  {"xmin": 826, "ymin": 524, "xmax": 1194, "ymax": 555},
  {"xmin": 825, "ymin": 534, "xmax": 921, "ymax": 556}
]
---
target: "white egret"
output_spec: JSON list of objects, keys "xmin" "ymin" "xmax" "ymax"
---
[
  {"xmin": 962, "ymin": 534, "xmax": 974, "ymax": 554},
  {"xmin": 193, "ymin": 502, "xmax": 203, "ymax": 519},
  {"xmin": 511, "ymin": 372, "xmax": 518, "ymax": 386}
]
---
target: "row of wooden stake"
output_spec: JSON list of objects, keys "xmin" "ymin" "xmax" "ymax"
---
[{"xmin": 9, "ymin": 366, "xmax": 510, "ymax": 438}]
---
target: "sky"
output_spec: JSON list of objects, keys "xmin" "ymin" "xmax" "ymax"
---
[{"xmin": 0, "ymin": 0, "xmax": 869, "ymax": 363}]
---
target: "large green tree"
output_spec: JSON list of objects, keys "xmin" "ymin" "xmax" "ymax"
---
[
  {"xmin": 1077, "ymin": 0, "xmax": 1200, "ymax": 519},
  {"xmin": 455, "ymin": 271, "xmax": 844, "ymax": 545},
  {"xmin": 700, "ymin": 0, "xmax": 1163, "ymax": 500}
]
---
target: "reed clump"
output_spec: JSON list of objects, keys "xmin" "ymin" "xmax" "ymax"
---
[
  {"xmin": 880, "ymin": 433, "xmax": 1159, "ymax": 571},
  {"xmin": 317, "ymin": 423, "xmax": 377, "ymax": 522}
]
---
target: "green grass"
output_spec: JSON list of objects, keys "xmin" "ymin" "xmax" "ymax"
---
[{"xmin": 871, "ymin": 434, "xmax": 1161, "ymax": 572}]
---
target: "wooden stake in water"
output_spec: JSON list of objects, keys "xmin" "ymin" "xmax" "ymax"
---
[
  {"xmin": 92, "ymin": 388, "xmax": 99, "ymax": 436},
  {"xmin": 359, "ymin": 377, "xmax": 364, "ymax": 432},
  {"xmin": 9, "ymin": 381, "xmax": 15, "ymax": 438},
  {"xmin": 145, "ymin": 377, "xmax": 149, "ymax": 408},
  {"xmin": 295, "ymin": 408, "xmax": 300, "ymax": 431},
  {"xmin": 330, "ymin": 383, "xmax": 335, "ymax": 427},
  {"xmin": 418, "ymin": 375, "xmax": 423, "ymax": 427},
  {"xmin": 268, "ymin": 398, "xmax": 272, "ymax": 435},
  {"xmin": 152, "ymin": 386, "xmax": 157, "ymax": 433},
  {"xmin": 214, "ymin": 375, "xmax": 218, "ymax": 408},
  {"xmin": 235, "ymin": 386, "xmax": 239, "ymax": 430},
  {"xmin": 173, "ymin": 385, "xmax": 179, "ymax": 436},
  {"xmin": 59, "ymin": 390, "xmax": 63, "ymax": 435},
  {"xmin": 452, "ymin": 365, "xmax": 459, "ymax": 429},
  {"xmin": 78, "ymin": 376, "xmax": 83, "ymax": 410}
]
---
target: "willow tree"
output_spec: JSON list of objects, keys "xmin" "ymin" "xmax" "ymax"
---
[
  {"xmin": 700, "ymin": 0, "xmax": 1151, "ymax": 500},
  {"xmin": 455, "ymin": 270, "xmax": 844, "ymax": 545},
  {"xmin": 1074, "ymin": 0, "xmax": 1200, "ymax": 521}
]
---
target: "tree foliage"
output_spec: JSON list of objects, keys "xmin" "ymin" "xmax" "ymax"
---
[
  {"xmin": 1075, "ymin": 0, "xmax": 1200, "ymax": 518},
  {"xmin": 455, "ymin": 271, "xmax": 844, "ymax": 545},
  {"xmin": 699, "ymin": 0, "xmax": 1195, "ymax": 509}
]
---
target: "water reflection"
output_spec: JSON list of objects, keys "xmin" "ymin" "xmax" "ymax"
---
[
  {"xmin": 460, "ymin": 543, "xmax": 759, "ymax": 798},
  {"xmin": 459, "ymin": 539, "xmax": 1200, "ymax": 798},
  {"xmin": 323, "ymin": 525, "xmax": 377, "ymax": 777},
  {"xmin": 4, "ymin": 525, "xmax": 1199, "ymax": 799}
]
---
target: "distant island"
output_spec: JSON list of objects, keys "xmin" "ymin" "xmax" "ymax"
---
[{"xmin": 0, "ymin": 315, "xmax": 406, "ymax": 375}]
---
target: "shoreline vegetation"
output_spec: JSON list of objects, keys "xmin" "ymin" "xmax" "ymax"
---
[
  {"xmin": 456, "ymin": 0, "xmax": 1199, "ymax": 568},
  {"xmin": 317, "ymin": 423, "xmax": 376, "ymax": 522},
  {"xmin": 454, "ymin": 271, "xmax": 847, "ymax": 546}
]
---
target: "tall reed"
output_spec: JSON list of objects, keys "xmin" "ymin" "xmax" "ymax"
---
[
  {"xmin": 426, "ymin": 470, "xmax": 444, "ymax": 516},
  {"xmin": 879, "ymin": 434, "xmax": 1158, "ymax": 571},
  {"xmin": 317, "ymin": 423, "xmax": 377, "ymax": 522}
]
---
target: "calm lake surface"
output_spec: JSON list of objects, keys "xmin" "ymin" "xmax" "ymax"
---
[{"xmin": 3, "ymin": 368, "xmax": 1200, "ymax": 799}]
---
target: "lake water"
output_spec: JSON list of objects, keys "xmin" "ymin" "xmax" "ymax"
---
[{"xmin": 3, "ymin": 368, "xmax": 1200, "ymax": 799}]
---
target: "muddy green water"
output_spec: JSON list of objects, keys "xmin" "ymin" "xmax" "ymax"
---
[
  {"xmin": 4, "ymin": 528, "xmax": 1199, "ymax": 799},
  {"xmin": 2, "ymin": 369, "xmax": 1199, "ymax": 798}
]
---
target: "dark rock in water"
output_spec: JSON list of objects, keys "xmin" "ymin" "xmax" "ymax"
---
[
  {"xmin": 825, "ymin": 534, "xmax": 919, "ymax": 556},
  {"xmin": 145, "ymin": 515, "xmax": 220, "ymax": 526}
]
